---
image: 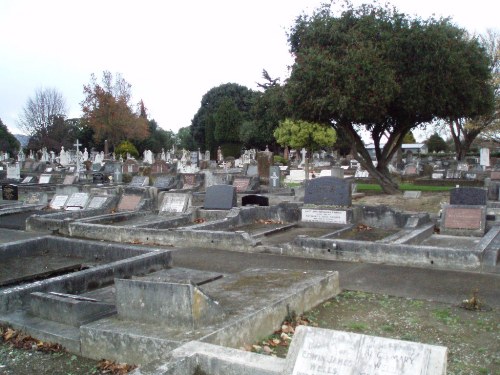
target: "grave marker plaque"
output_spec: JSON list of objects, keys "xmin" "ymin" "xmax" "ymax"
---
[
  {"xmin": 490, "ymin": 171, "xmax": 500, "ymax": 180},
  {"xmin": 284, "ymin": 326, "xmax": 447, "ymax": 375},
  {"xmin": 304, "ymin": 177, "xmax": 352, "ymax": 206},
  {"xmin": 441, "ymin": 205, "xmax": 486, "ymax": 236},
  {"xmin": 182, "ymin": 174, "xmax": 197, "ymax": 189},
  {"xmin": 403, "ymin": 190, "xmax": 422, "ymax": 199},
  {"xmin": 450, "ymin": 187, "xmax": 487, "ymax": 206},
  {"xmin": 6, "ymin": 164, "xmax": 20, "ymax": 180},
  {"xmin": 63, "ymin": 175, "xmax": 77, "ymax": 185},
  {"xmin": 86, "ymin": 196, "xmax": 108, "ymax": 210},
  {"xmin": 153, "ymin": 176, "xmax": 175, "ymax": 190},
  {"xmin": 269, "ymin": 166, "xmax": 281, "ymax": 188},
  {"xmin": 24, "ymin": 192, "xmax": 48, "ymax": 205},
  {"xmin": 39, "ymin": 174, "xmax": 52, "ymax": 184},
  {"xmin": 117, "ymin": 194, "xmax": 142, "ymax": 211},
  {"xmin": 129, "ymin": 176, "xmax": 149, "ymax": 187},
  {"xmin": 204, "ymin": 185, "xmax": 237, "ymax": 210},
  {"xmin": 2, "ymin": 184, "xmax": 18, "ymax": 200},
  {"xmin": 159, "ymin": 193, "xmax": 190, "ymax": 213},
  {"xmin": 232, "ymin": 177, "xmax": 251, "ymax": 193},
  {"xmin": 21, "ymin": 176, "xmax": 33, "ymax": 184},
  {"xmin": 50, "ymin": 195, "xmax": 69, "ymax": 210},
  {"xmin": 65, "ymin": 192, "xmax": 89, "ymax": 210},
  {"xmin": 301, "ymin": 209, "xmax": 347, "ymax": 224}
]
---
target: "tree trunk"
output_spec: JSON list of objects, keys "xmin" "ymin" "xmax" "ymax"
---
[{"xmin": 363, "ymin": 163, "xmax": 400, "ymax": 195}]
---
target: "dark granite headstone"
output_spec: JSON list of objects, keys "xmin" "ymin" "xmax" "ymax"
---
[
  {"xmin": 92, "ymin": 173, "xmax": 106, "ymax": 184},
  {"xmin": 204, "ymin": 185, "xmax": 237, "ymax": 210},
  {"xmin": 450, "ymin": 187, "xmax": 487, "ymax": 206},
  {"xmin": 242, "ymin": 194, "xmax": 269, "ymax": 206},
  {"xmin": 2, "ymin": 184, "xmax": 18, "ymax": 200},
  {"xmin": 304, "ymin": 176, "xmax": 352, "ymax": 206}
]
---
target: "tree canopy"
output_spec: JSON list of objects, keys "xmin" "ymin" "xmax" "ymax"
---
[
  {"xmin": 190, "ymin": 83, "xmax": 258, "ymax": 155},
  {"xmin": 274, "ymin": 119, "xmax": 337, "ymax": 151},
  {"xmin": 0, "ymin": 118, "xmax": 20, "ymax": 154},
  {"xmin": 426, "ymin": 132, "xmax": 448, "ymax": 153},
  {"xmin": 80, "ymin": 71, "xmax": 149, "ymax": 149},
  {"xmin": 286, "ymin": 2, "xmax": 494, "ymax": 193}
]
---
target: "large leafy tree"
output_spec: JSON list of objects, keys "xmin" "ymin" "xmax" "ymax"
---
[
  {"xmin": 190, "ymin": 83, "xmax": 258, "ymax": 155},
  {"xmin": 426, "ymin": 132, "xmax": 448, "ymax": 153},
  {"xmin": 80, "ymin": 71, "xmax": 149, "ymax": 149},
  {"xmin": 0, "ymin": 118, "xmax": 20, "ymax": 154},
  {"xmin": 17, "ymin": 87, "xmax": 68, "ymax": 150},
  {"xmin": 286, "ymin": 2, "xmax": 494, "ymax": 193},
  {"xmin": 137, "ymin": 119, "xmax": 176, "ymax": 154},
  {"xmin": 274, "ymin": 119, "xmax": 337, "ymax": 152}
]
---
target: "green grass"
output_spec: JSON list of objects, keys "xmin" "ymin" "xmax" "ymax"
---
[{"xmin": 356, "ymin": 183, "xmax": 453, "ymax": 192}]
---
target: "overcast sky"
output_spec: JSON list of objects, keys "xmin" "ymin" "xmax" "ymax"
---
[{"xmin": 1, "ymin": 0, "xmax": 498, "ymax": 140}]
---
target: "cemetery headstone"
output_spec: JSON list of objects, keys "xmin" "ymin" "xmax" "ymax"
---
[
  {"xmin": 63, "ymin": 175, "xmax": 77, "ymax": 185},
  {"xmin": 65, "ymin": 192, "xmax": 89, "ymax": 210},
  {"xmin": 241, "ymin": 194, "xmax": 269, "ymax": 206},
  {"xmin": 24, "ymin": 192, "xmax": 48, "ymax": 205},
  {"xmin": 181, "ymin": 174, "xmax": 197, "ymax": 189},
  {"xmin": 2, "ymin": 184, "xmax": 18, "ymax": 201},
  {"xmin": 153, "ymin": 176, "xmax": 176, "ymax": 190},
  {"xmin": 301, "ymin": 208, "xmax": 347, "ymax": 224},
  {"xmin": 441, "ymin": 205, "xmax": 486, "ymax": 236},
  {"xmin": 6, "ymin": 163, "xmax": 20, "ymax": 180},
  {"xmin": 304, "ymin": 176, "xmax": 352, "ymax": 206},
  {"xmin": 49, "ymin": 195, "xmax": 69, "ymax": 210},
  {"xmin": 38, "ymin": 174, "xmax": 52, "ymax": 184},
  {"xmin": 246, "ymin": 164, "xmax": 258, "ymax": 177},
  {"xmin": 269, "ymin": 166, "xmax": 281, "ymax": 189},
  {"xmin": 490, "ymin": 171, "xmax": 500, "ymax": 180},
  {"xmin": 403, "ymin": 190, "xmax": 422, "ymax": 199},
  {"xmin": 257, "ymin": 151, "xmax": 273, "ymax": 181},
  {"xmin": 159, "ymin": 193, "xmax": 191, "ymax": 213},
  {"xmin": 480, "ymin": 147, "xmax": 490, "ymax": 168},
  {"xmin": 284, "ymin": 326, "xmax": 447, "ymax": 375},
  {"xmin": 331, "ymin": 167, "xmax": 344, "ymax": 178},
  {"xmin": 204, "ymin": 185, "xmax": 237, "ymax": 210},
  {"xmin": 86, "ymin": 196, "xmax": 108, "ymax": 210},
  {"xmin": 21, "ymin": 176, "xmax": 34, "ymax": 184},
  {"xmin": 232, "ymin": 177, "xmax": 251, "ymax": 193},
  {"xmin": 449, "ymin": 187, "xmax": 487, "ymax": 206},
  {"xmin": 432, "ymin": 172, "xmax": 444, "ymax": 179},
  {"xmin": 403, "ymin": 164, "xmax": 417, "ymax": 175},
  {"xmin": 151, "ymin": 160, "xmax": 169, "ymax": 174},
  {"xmin": 117, "ymin": 194, "xmax": 142, "ymax": 212},
  {"xmin": 190, "ymin": 151, "xmax": 199, "ymax": 167},
  {"xmin": 129, "ymin": 176, "xmax": 149, "ymax": 187}
]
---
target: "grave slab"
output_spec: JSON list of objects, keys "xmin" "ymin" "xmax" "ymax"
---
[
  {"xmin": 38, "ymin": 174, "xmax": 52, "ymax": 184},
  {"xmin": 49, "ymin": 195, "xmax": 69, "ymax": 210},
  {"xmin": 129, "ymin": 176, "xmax": 149, "ymax": 188},
  {"xmin": 159, "ymin": 193, "xmax": 191, "ymax": 213},
  {"xmin": 403, "ymin": 190, "xmax": 422, "ymax": 199},
  {"xmin": 441, "ymin": 204, "xmax": 486, "ymax": 237},
  {"xmin": 86, "ymin": 196, "xmax": 109, "ymax": 210},
  {"xmin": 284, "ymin": 326, "xmax": 447, "ymax": 375},
  {"xmin": 65, "ymin": 193, "xmax": 89, "ymax": 210},
  {"xmin": 117, "ymin": 194, "xmax": 142, "ymax": 212}
]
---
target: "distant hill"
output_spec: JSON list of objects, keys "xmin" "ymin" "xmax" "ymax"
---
[{"xmin": 14, "ymin": 134, "xmax": 30, "ymax": 147}]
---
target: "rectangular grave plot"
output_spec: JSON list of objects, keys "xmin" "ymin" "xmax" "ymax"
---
[{"xmin": 117, "ymin": 195, "xmax": 142, "ymax": 212}]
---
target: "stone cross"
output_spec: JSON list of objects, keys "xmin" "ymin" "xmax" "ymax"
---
[
  {"xmin": 73, "ymin": 139, "xmax": 82, "ymax": 174},
  {"xmin": 270, "ymin": 171, "xmax": 279, "ymax": 186}
]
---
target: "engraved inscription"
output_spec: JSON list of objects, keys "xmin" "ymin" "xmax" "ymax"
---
[
  {"xmin": 444, "ymin": 208, "xmax": 481, "ymax": 229},
  {"xmin": 302, "ymin": 209, "xmax": 347, "ymax": 224}
]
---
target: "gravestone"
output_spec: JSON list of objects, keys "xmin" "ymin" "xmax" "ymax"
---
[
  {"xmin": 269, "ymin": 166, "xmax": 281, "ymax": 189},
  {"xmin": 24, "ymin": 192, "xmax": 48, "ymax": 205},
  {"xmin": 331, "ymin": 167, "xmax": 344, "ymax": 178},
  {"xmin": 117, "ymin": 194, "xmax": 142, "ymax": 212},
  {"xmin": 190, "ymin": 151, "xmax": 199, "ymax": 167},
  {"xmin": 257, "ymin": 151, "xmax": 273, "ymax": 181},
  {"xmin": 2, "ymin": 184, "xmax": 18, "ymax": 200},
  {"xmin": 246, "ymin": 164, "xmax": 258, "ymax": 177},
  {"xmin": 49, "ymin": 195, "xmax": 69, "ymax": 210},
  {"xmin": 232, "ymin": 177, "xmax": 251, "ymax": 193},
  {"xmin": 301, "ymin": 208, "xmax": 347, "ymax": 224},
  {"xmin": 403, "ymin": 190, "xmax": 422, "ymax": 199},
  {"xmin": 38, "ymin": 174, "xmax": 52, "ymax": 184},
  {"xmin": 304, "ymin": 177, "xmax": 352, "ymax": 206},
  {"xmin": 432, "ymin": 172, "xmax": 444, "ymax": 179},
  {"xmin": 129, "ymin": 176, "xmax": 149, "ymax": 187},
  {"xmin": 241, "ymin": 194, "xmax": 269, "ymax": 206},
  {"xmin": 92, "ymin": 173, "xmax": 106, "ymax": 184},
  {"xmin": 287, "ymin": 169, "xmax": 306, "ymax": 182},
  {"xmin": 181, "ymin": 174, "xmax": 197, "ymax": 189},
  {"xmin": 65, "ymin": 192, "xmax": 89, "ymax": 210},
  {"xmin": 491, "ymin": 171, "xmax": 500, "ymax": 180},
  {"xmin": 7, "ymin": 163, "xmax": 20, "ymax": 180},
  {"xmin": 450, "ymin": 187, "xmax": 487, "ymax": 206},
  {"xmin": 153, "ymin": 176, "xmax": 176, "ymax": 190},
  {"xmin": 354, "ymin": 170, "xmax": 369, "ymax": 178},
  {"xmin": 151, "ymin": 160, "xmax": 169, "ymax": 174},
  {"xmin": 403, "ymin": 164, "xmax": 417, "ymax": 175},
  {"xmin": 204, "ymin": 185, "xmax": 237, "ymax": 210},
  {"xmin": 159, "ymin": 193, "xmax": 191, "ymax": 213},
  {"xmin": 284, "ymin": 326, "xmax": 447, "ymax": 375},
  {"xmin": 86, "ymin": 196, "xmax": 108, "ymax": 210},
  {"xmin": 441, "ymin": 205, "xmax": 486, "ymax": 236},
  {"xmin": 63, "ymin": 175, "xmax": 77, "ymax": 185},
  {"xmin": 21, "ymin": 176, "xmax": 34, "ymax": 184}
]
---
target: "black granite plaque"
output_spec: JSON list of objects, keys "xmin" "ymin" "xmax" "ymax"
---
[
  {"xmin": 242, "ymin": 194, "xmax": 269, "ymax": 206},
  {"xmin": 204, "ymin": 185, "xmax": 237, "ymax": 210},
  {"xmin": 450, "ymin": 187, "xmax": 487, "ymax": 206},
  {"xmin": 2, "ymin": 184, "xmax": 18, "ymax": 200},
  {"xmin": 304, "ymin": 176, "xmax": 352, "ymax": 206}
]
